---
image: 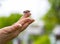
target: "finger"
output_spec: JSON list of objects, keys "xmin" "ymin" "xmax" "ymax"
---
[
  {"xmin": 15, "ymin": 19, "xmax": 34, "ymax": 34},
  {"xmin": 21, "ymin": 19, "xmax": 34, "ymax": 31},
  {"xmin": 6, "ymin": 19, "xmax": 34, "ymax": 40},
  {"xmin": 17, "ymin": 18, "xmax": 33, "ymax": 25},
  {"xmin": 19, "ymin": 10, "xmax": 31, "ymax": 20}
]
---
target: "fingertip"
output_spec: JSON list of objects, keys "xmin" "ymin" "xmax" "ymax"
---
[{"xmin": 23, "ymin": 10, "xmax": 31, "ymax": 18}]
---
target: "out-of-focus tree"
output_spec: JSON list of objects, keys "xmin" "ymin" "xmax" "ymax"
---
[
  {"xmin": 0, "ymin": 13, "xmax": 22, "ymax": 44},
  {"xmin": 43, "ymin": 0, "xmax": 60, "ymax": 33},
  {"xmin": 31, "ymin": 0, "xmax": 60, "ymax": 44}
]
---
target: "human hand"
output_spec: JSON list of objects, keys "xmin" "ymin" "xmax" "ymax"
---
[{"xmin": 0, "ymin": 10, "xmax": 34, "ymax": 44}]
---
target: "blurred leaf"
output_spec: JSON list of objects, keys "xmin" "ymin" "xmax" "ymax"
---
[{"xmin": 33, "ymin": 35, "xmax": 50, "ymax": 44}]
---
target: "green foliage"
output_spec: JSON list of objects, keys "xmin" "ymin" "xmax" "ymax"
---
[
  {"xmin": 48, "ymin": 0, "xmax": 60, "ymax": 7},
  {"xmin": 43, "ymin": 8, "xmax": 57, "ymax": 32},
  {"xmin": 33, "ymin": 35, "xmax": 50, "ymax": 44},
  {"xmin": 43, "ymin": 0, "xmax": 60, "ymax": 33},
  {"xmin": 0, "ymin": 13, "xmax": 22, "ymax": 28},
  {"xmin": 0, "ymin": 17, "xmax": 8, "ymax": 28},
  {"xmin": 29, "ymin": 35, "xmax": 41, "ymax": 41}
]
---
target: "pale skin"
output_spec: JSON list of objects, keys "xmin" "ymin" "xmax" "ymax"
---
[{"xmin": 0, "ymin": 10, "xmax": 34, "ymax": 44}]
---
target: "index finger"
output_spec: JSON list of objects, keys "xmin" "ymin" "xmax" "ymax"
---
[{"xmin": 20, "ymin": 10, "xmax": 31, "ymax": 19}]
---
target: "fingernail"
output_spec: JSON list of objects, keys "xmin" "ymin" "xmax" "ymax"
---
[{"xmin": 23, "ymin": 10, "xmax": 30, "ymax": 13}]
